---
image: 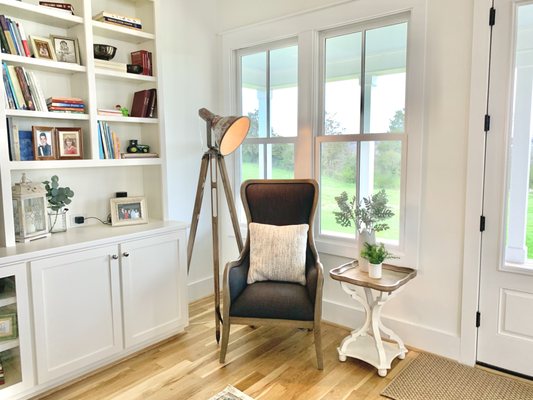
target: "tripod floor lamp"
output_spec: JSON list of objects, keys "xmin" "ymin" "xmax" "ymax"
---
[{"xmin": 187, "ymin": 108, "xmax": 250, "ymax": 343}]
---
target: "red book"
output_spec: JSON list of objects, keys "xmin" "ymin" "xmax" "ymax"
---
[
  {"xmin": 146, "ymin": 89, "xmax": 156, "ymax": 118},
  {"xmin": 131, "ymin": 50, "xmax": 152, "ymax": 76},
  {"xmin": 130, "ymin": 89, "xmax": 150, "ymax": 117}
]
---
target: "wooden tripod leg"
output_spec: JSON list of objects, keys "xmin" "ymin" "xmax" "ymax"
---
[
  {"xmin": 217, "ymin": 155, "xmax": 243, "ymax": 252},
  {"xmin": 187, "ymin": 153, "xmax": 210, "ymax": 273},
  {"xmin": 209, "ymin": 154, "xmax": 222, "ymax": 343}
]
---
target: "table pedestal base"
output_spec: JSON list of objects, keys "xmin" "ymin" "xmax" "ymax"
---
[{"xmin": 337, "ymin": 283, "xmax": 407, "ymax": 377}]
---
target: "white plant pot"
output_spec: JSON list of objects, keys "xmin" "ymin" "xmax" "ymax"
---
[
  {"xmin": 369, "ymin": 262, "xmax": 382, "ymax": 279},
  {"xmin": 357, "ymin": 229, "xmax": 375, "ymax": 273}
]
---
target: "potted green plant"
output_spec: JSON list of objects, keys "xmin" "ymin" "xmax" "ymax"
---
[
  {"xmin": 360, "ymin": 242, "xmax": 397, "ymax": 279},
  {"xmin": 42, "ymin": 175, "xmax": 74, "ymax": 233},
  {"xmin": 334, "ymin": 189, "xmax": 394, "ymax": 271}
]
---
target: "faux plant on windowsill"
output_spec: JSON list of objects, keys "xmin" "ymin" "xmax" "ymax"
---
[{"xmin": 43, "ymin": 175, "xmax": 74, "ymax": 233}]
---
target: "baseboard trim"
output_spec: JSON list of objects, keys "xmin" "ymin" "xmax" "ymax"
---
[
  {"xmin": 188, "ymin": 276, "xmax": 214, "ymax": 302},
  {"xmin": 322, "ymin": 298, "xmax": 462, "ymax": 361}
]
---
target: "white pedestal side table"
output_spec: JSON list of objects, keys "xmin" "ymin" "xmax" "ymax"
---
[{"xmin": 330, "ymin": 261, "xmax": 417, "ymax": 377}]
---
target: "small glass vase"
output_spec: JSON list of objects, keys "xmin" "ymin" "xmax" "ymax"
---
[
  {"xmin": 48, "ymin": 209, "xmax": 68, "ymax": 233},
  {"xmin": 357, "ymin": 229, "xmax": 375, "ymax": 272}
]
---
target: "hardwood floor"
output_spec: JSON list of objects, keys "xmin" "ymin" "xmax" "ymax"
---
[{"xmin": 38, "ymin": 297, "xmax": 417, "ymax": 399}]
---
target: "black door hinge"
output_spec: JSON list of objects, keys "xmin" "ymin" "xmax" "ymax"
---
[
  {"xmin": 489, "ymin": 7, "xmax": 496, "ymax": 26},
  {"xmin": 476, "ymin": 311, "xmax": 481, "ymax": 327},
  {"xmin": 480, "ymin": 215, "xmax": 486, "ymax": 232},
  {"xmin": 484, "ymin": 114, "xmax": 491, "ymax": 132}
]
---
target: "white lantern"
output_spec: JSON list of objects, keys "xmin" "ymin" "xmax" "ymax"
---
[{"xmin": 12, "ymin": 173, "xmax": 50, "ymax": 242}]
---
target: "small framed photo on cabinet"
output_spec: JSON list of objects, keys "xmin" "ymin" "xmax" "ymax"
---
[
  {"xmin": 0, "ymin": 310, "xmax": 18, "ymax": 341},
  {"xmin": 51, "ymin": 35, "xmax": 80, "ymax": 64},
  {"xmin": 32, "ymin": 126, "xmax": 56, "ymax": 160},
  {"xmin": 110, "ymin": 197, "xmax": 148, "ymax": 227},
  {"xmin": 29, "ymin": 36, "xmax": 57, "ymax": 61},
  {"xmin": 57, "ymin": 127, "xmax": 83, "ymax": 159}
]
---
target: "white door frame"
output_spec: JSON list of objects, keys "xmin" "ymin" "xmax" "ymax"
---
[{"xmin": 460, "ymin": 0, "xmax": 493, "ymax": 366}]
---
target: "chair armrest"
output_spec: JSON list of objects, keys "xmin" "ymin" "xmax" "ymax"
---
[
  {"xmin": 305, "ymin": 254, "xmax": 324, "ymax": 305},
  {"xmin": 224, "ymin": 255, "xmax": 250, "ymax": 305}
]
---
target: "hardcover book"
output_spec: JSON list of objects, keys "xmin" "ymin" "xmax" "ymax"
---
[{"xmin": 130, "ymin": 89, "xmax": 150, "ymax": 118}]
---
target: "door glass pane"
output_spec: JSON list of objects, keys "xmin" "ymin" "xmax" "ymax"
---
[
  {"xmin": 270, "ymin": 46, "xmax": 298, "ymax": 137},
  {"xmin": 324, "ymin": 33, "xmax": 362, "ymax": 135},
  {"xmin": 360, "ymin": 140, "xmax": 402, "ymax": 244},
  {"xmin": 269, "ymin": 143, "xmax": 294, "ymax": 178},
  {"xmin": 320, "ymin": 141, "xmax": 357, "ymax": 236},
  {"xmin": 506, "ymin": 4, "xmax": 533, "ymax": 264},
  {"xmin": 0, "ymin": 275, "xmax": 22, "ymax": 388},
  {"xmin": 241, "ymin": 143, "xmax": 263, "ymax": 181},
  {"xmin": 241, "ymin": 52, "xmax": 267, "ymax": 138},
  {"xmin": 364, "ymin": 23, "xmax": 407, "ymax": 134}
]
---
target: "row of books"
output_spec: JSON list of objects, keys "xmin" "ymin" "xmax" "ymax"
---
[
  {"xmin": 94, "ymin": 11, "xmax": 142, "ymax": 30},
  {"xmin": 131, "ymin": 50, "xmax": 152, "ymax": 76},
  {"xmin": 0, "ymin": 15, "xmax": 30, "ymax": 56},
  {"xmin": 2, "ymin": 63, "xmax": 46, "ymax": 111},
  {"xmin": 131, "ymin": 89, "xmax": 157, "ymax": 118},
  {"xmin": 98, "ymin": 121, "xmax": 121, "ymax": 159},
  {"xmin": 47, "ymin": 97, "xmax": 85, "ymax": 114},
  {"xmin": 39, "ymin": 1, "xmax": 75, "ymax": 15}
]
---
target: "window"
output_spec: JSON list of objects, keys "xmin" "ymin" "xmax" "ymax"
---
[
  {"xmin": 237, "ymin": 42, "xmax": 298, "ymax": 181},
  {"xmin": 318, "ymin": 20, "xmax": 408, "ymax": 246}
]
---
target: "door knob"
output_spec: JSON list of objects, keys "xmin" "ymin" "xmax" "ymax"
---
[
  {"xmin": 111, "ymin": 254, "xmax": 119, "ymax": 260},
  {"xmin": 122, "ymin": 252, "xmax": 130, "ymax": 257}
]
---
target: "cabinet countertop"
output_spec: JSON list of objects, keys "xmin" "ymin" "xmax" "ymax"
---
[{"xmin": 0, "ymin": 220, "xmax": 188, "ymax": 266}]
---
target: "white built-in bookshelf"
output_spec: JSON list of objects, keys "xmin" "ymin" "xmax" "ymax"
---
[{"xmin": 0, "ymin": 0, "xmax": 167, "ymax": 248}]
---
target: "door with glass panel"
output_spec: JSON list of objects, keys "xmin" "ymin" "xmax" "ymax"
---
[{"xmin": 478, "ymin": 0, "xmax": 533, "ymax": 377}]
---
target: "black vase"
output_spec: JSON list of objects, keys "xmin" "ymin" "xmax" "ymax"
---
[{"xmin": 127, "ymin": 140, "xmax": 139, "ymax": 153}]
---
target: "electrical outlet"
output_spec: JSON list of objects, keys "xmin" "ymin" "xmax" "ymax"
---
[{"xmin": 71, "ymin": 214, "xmax": 86, "ymax": 226}]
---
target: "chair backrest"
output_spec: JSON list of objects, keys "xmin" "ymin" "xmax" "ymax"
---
[{"xmin": 241, "ymin": 179, "xmax": 318, "ymax": 227}]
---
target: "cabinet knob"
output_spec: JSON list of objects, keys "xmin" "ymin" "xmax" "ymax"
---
[
  {"xmin": 111, "ymin": 254, "xmax": 119, "ymax": 260},
  {"xmin": 122, "ymin": 252, "xmax": 130, "ymax": 257}
]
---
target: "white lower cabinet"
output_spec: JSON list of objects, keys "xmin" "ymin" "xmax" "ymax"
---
[{"xmin": 31, "ymin": 245, "xmax": 123, "ymax": 383}]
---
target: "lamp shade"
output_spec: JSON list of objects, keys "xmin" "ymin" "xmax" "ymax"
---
[{"xmin": 198, "ymin": 108, "xmax": 250, "ymax": 156}]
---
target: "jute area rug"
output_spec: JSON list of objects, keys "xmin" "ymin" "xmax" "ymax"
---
[
  {"xmin": 381, "ymin": 353, "xmax": 533, "ymax": 400},
  {"xmin": 208, "ymin": 385, "xmax": 254, "ymax": 400}
]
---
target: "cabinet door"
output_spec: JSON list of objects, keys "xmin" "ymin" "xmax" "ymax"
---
[
  {"xmin": 0, "ymin": 263, "xmax": 34, "ymax": 400},
  {"xmin": 121, "ymin": 231, "xmax": 188, "ymax": 348},
  {"xmin": 31, "ymin": 245, "xmax": 122, "ymax": 383}
]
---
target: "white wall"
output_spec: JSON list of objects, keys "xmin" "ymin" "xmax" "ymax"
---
[
  {"xmin": 213, "ymin": 0, "xmax": 476, "ymax": 362},
  {"xmin": 158, "ymin": 0, "xmax": 220, "ymax": 301}
]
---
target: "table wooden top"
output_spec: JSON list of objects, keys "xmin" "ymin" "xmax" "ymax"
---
[{"xmin": 329, "ymin": 260, "xmax": 417, "ymax": 292}]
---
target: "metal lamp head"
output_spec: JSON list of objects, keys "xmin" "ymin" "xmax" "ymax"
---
[{"xmin": 198, "ymin": 108, "xmax": 250, "ymax": 156}]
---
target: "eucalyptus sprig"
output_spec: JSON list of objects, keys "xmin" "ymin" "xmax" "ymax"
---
[{"xmin": 42, "ymin": 175, "xmax": 74, "ymax": 212}]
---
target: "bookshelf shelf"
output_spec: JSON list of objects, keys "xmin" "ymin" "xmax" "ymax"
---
[
  {"xmin": 94, "ymin": 68, "xmax": 156, "ymax": 82},
  {"xmin": 5, "ymin": 110, "xmax": 90, "ymax": 120},
  {"xmin": 0, "ymin": 339, "xmax": 19, "ymax": 353},
  {"xmin": 9, "ymin": 158, "xmax": 162, "ymax": 171},
  {"xmin": 0, "ymin": 54, "xmax": 87, "ymax": 74},
  {"xmin": 0, "ymin": 291, "xmax": 16, "ymax": 308},
  {"xmin": 0, "ymin": 0, "xmax": 83, "ymax": 28},
  {"xmin": 97, "ymin": 115, "xmax": 158, "ymax": 124},
  {"xmin": 92, "ymin": 21, "xmax": 155, "ymax": 43}
]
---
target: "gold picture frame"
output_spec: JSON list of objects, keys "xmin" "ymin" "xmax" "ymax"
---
[
  {"xmin": 110, "ymin": 196, "xmax": 148, "ymax": 226},
  {"xmin": 29, "ymin": 36, "xmax": 57, "ymax": 61}
]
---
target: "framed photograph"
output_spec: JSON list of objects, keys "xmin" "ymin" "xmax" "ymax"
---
[
  {"xmin": 110, "ymin": 197, "xmax": 148, "ymax": 227},
  {"xmin": 29, "ymin": 36, "xmax": 57, "ymax": 61},
  {"xmin": 56, "ymin": 127, "xmax": 83, "ymax": 159},
  {"xmin": 51, "ymin": 35, "xmax": 80, "ymax": 64},
  {"xmin": 0, "ymin": 310, "xmax": 18, "ymax": 341},
  {"xmin": 32, "ymin": 126, "xmax": 56, "ymax": 160}
]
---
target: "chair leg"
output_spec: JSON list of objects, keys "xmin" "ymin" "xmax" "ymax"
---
[
  {"xmin": 314, "ymin": 322, "xmax": 323, "ymax": 370},
  {"xmin": 219, "ymin": 319, "xmax": 231, "ymax": 363}
]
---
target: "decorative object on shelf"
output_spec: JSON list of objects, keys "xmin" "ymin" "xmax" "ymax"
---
[
  {"xmin": 0, "ymin": 306, "xmax": 17, "ymax": 341},
  {"xmin": 136, "ymin": 144, "xmax": 149, "ymax": 153},
  {"xmin": 334, "ymin": 189, "xmax": 394, "ymax": 272},
  {"xmin": 110, "ymin": 196, "xmax": 147, "ymax": 227},
  {"xmin": 93, "ymin": 43, "xmax": 117, "ymax": 61},
  {"xmin": 12, "ymin": 173, "xmax": 50, "ymax": 242},
  {"xmin": 43, "ymin": 175, "xmax": 74, "ymax": 233},
  {"xmin": 32, "ymin": 126, "xmax": 56, "ymax": 160},
  {"xmin": 56, "ymin": 127, "xmax": 82, "ymax": 159},
  {"xmin": 51, "ymin": 35, "xmax": 80, "ymax": 64},
  {"xmin": 126, "ymin": 139, "xmax": 139, "ymax": 153},
  {"xmin": 360, "ymin": 242, "xmax": 398, "ymax": 279},
  {"xmin": 116, "ymin": 105, "xmax": 129, "ymax": 116},
  {"xmin": 126, "ymin": 64, "xmax": 143, "ymax": 74},
  {"xmin": 29, "ymin": 35, "xmax": 57, "ymax": 61},
  {"xmin": 188, "ymin": 108, "xmax": 250, "ymax": 343}
]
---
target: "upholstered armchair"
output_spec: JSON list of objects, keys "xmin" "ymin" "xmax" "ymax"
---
[{"xmin": 219, "ymin": 179, "xmax": 324, "ymax": 370}]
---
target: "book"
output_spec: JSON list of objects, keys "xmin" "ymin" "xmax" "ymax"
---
[
  {"xmin": 0, "ymin": 24, "xmax": 9, "ymax": 53},
  {"xmin": 121, "ymin": 152, "xmax": 158, "ymax": 159},
  {"xmin": 131, "ymin": 50, "xmax": 152, "ymax": 76},
  {"xmin": 6, "ymin": 65, "xmax": 26, "ymax": 109},
  {"xmin": 26, "ymin": 71, "xmax": 47, "ymax": 111},
  {"xmin": 93, "ymin": 11, "xmax": 141, "ymax": 24},
  {"xmin": 130, "ymin": 89, "xmax": 150, "ymax": 118},
  {"xmin": 2, "ymin": 63, "xmax": 16, "ymax": 109},
  {"xmin": 96, "ymin": 16, "xmax": 142, "ymax": 29},
  {"xmin": 14, "ymin": 66, "xmax": 35, "ymax": 110},
  {"xmin": 46, "ymin": 96, "xmax": 84, "ymax": 104},
  {"xmin": 97, "ymin": 108, "xmax": 122, "ymax": 116},
  {"xmin": 16, "ymin": 21, "xmax": 31, "ymax": 57},
  {"xmin": 39, "ymin": 2, "xmax": 75, "ymax": 15},
  {"xmin": 146, "ymin": 88, "xmax": 157, "ymax": 118},
  {"xmin": 0, "ymin": 15, "xmax": 17, "ymax": 54},
  {"xmin": 47, "ymin": 102, "xmax": 85, "ymax": 108},
  {"xmin": 94, "ymin": 59, "xmax": 127, "ymax": 72},
  {"xmin": 9, "ymin": 125, "xmax": 34, "ymax": 161}
]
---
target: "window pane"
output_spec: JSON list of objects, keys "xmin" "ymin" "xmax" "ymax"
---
[
  {"xmin": 269, "ymin": 143, "xmax": 294, "ymax": 178},
  {"xmin": 360, "ymin": 140, "xmax": 401, "ymax": 243},
  {"xmin": 364, "ymin": 23, "xmax": 407, "ymax": 133},
  {"xmin": 270, "ymin": 46, "xmax": 298, "ymax": 137},
  {"xmin": 242, "ymin": 52, "xmax": 267, "ymax": 138},
  {"xmin": 320, "ymin": 141, "xmax": 357, "ymax": 236},
  {"xmin": 324, "ymin": 33, "xmax": 362, "ymax": 135},
  {"xmin": 241, "ymin": 143, "xmax": 264, "ymax": 181}
]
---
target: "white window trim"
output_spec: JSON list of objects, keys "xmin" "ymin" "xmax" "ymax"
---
[{"xmin": 221, "ymin": 0, "xmax": 427, "ymax": 269}]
